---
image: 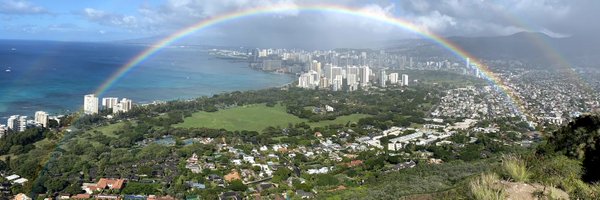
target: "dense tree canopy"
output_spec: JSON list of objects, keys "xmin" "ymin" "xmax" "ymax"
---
[{"xmin": 541, "ymin": 114, "xmax": 600, "ymax": 182}]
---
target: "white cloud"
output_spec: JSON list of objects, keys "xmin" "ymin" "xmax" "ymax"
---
[
  {"xmin": 0, "ymin": 0, "xmax": 48, "ymax": 15},
  {"xmin": 413, "ymin": 10, "xmax": 456, "ymax": 32},
  {"xmin": 81, "ymin": 8, "xmax": 142, "ymax": 30}
]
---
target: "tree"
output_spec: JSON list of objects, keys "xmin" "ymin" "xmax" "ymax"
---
[
  {"xmin": 0, "ymin": 160, "xmax": 6, "ymax": 171},
  {"xmin": 44, "ymin": 179, "xmax": 67, "ymax": 193},
  {"xmin": 48, "ymin": 119, "xmax": 59, "ymax": 128},
  {"xmin": 541, "ymin": 114, "xmax": 600, "ymax": 183},
  {"xmin": 64, "ymin": 183, "xmax": 84, "ymax": 194},
  {"xmin": 314, "ymin": 174, "xmax": 339, "ymax": 186},
  {"xmin": 364, "ymin": 156, "xmax": 385, "ymax": 170},
  {"xmin": 272, "ymin": 167, "xmax": 292, "ymax": 183},
  {"xmin": 228, "ymin": 180, "xmax": 247, "ymax": 191},
  {"xmin": 459, "ymin": 144, "xmax": 482, "ymax": 161},
  {"xmin": 293, "ymin": 180, "xmax": 313, "ymax": 191},
  {"xmin": 122, "ymin": 182, "xmax": 159, "ymax": 195}
]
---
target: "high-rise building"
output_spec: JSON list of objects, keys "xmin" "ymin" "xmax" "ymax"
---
[
  {"xmin": 258, "ymin": 49, "xmax": 267, "ymax": 57},
  {"xmin": 7, "ymin": 115, "xmax": 18, "ymax": 131},
  {"xmin": 402, "ymin": 74, "xmax": 409, "ymax": 86},
  {"xmin": 251, "ymin": 48, "xmax": 260, "ymax": 60},
  {"xmin": 261, "ymin": 60, "xmax": 283, "ymax": 71},
  {"xmin": 298, "ymin": 73, "xmax": 311, "ymax": 88},
  {"xmin": 0, "ymin": 125, "xmax": 6, "ymax": 138},
  {"xmin": 360, "ymin": 66, "xmax": 370, "ymax": 86},
  {"xmin": 323, "ymin": 64, "xmax": 333, "ymax": 82},
  {"xmin": 332, "ymin": 75, "xmax": 343, "ymax": 91},
  {"xmin": 388, "ymin": 73, "xmax": 399, "ymax": 84},
  {"xmin": 34, "ymin": 111, "xmax": 49, "ymax": 128},
  {"xmin": 310, "ymin": 60, "xmax": 322, "ymax": 76},
  {"xmin": 113, "ymin": 98, "xmax": 133, "ymax": 113},
  {"xmin": 330, "ymin": 67, "xmax": 343, "ymax": 84},
  {"xmin": 379, "ymin": 70, "xmax": 387, "ymax": 88},
  {"xmin": 347, "ymin": 74, "xmax": 358, "ymax": 91},
  {"xmin": 84, "ymin": 94, "xmax": 99, "ymax": 115},
  {"xmin": 466, "ymin": 57, "xmax": 470, "ymax": 69},
  {"xmin": 309, "ymin": 70, "xmax": 319, "ymax": 86},
  {"xmin": 346, "ymin": 66, "xmax": 359, "ymax": 80},
  {"xmin": 319, "ymin": 77, "xmax": 329, "ymax": 89},
  {"xmin": 297, "ymin": 71, "xmax": 319, "ymax": 89},
  {"xmin": 18, "ymin": 116, "xmax": 27, "ymax": 132},
  {"xmin": 102, "ymin": 97, "xmax": 119, "ymax": 110},
  {"xmin": 347, "ymin": 74, "xmax": 358, "ymax": 86}
]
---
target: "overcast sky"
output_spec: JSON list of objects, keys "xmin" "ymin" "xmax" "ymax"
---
[{"xmin": 1, "ymin": 0, "xmax": 597, "ymax": 48}]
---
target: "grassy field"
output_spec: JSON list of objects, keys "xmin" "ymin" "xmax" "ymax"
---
[
  {"xmin": 174, "ymin": 104, "xmax": 369, "ymax": 132},
  {"xmin": 309, "ymin": 114, "xmax": 370, "ymax": 127},
  {"xmin": 85, "ymin": 122, "xmax": 126, "ymax": 137},
  {"xmin": 33, "ymin": 138, "xmax": 51, "ymax": 148}
]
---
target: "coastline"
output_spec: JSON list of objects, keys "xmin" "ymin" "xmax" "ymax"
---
[{"xmin": 0, "ymin": 52, "xmax": 295, "ymax": 119}]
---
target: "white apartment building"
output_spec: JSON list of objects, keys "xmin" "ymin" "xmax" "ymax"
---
[{"xmin": 84, "ymin": 94, "xmax": 99, "ymax": 114}]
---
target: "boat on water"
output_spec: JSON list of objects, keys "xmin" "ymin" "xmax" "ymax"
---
[{"xmin": 5, "ymin": 69, "xmax": 10, "ymax": 72}]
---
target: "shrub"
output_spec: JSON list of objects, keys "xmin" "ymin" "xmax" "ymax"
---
[
  {"xmin": 529, "ymin": 155, "xmax": 581, "ymax": 193},
  {"xmin": 546, "ymin": 185, "xmax": 565, "ymax": 200},
  {"xmin": 469, "ymin": 173, "xmax": 505, "ymax": 200},
  {"xmin": 502, "ymin": 155, "xmax": 529, "ymax": 182}
]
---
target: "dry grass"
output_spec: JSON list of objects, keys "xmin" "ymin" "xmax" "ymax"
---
[
  {"xmin": 469, "ymin": 173, "xmax": 506, "ymax": 200},
  {"xmin": 546, "ymin": 184, "xmax": 566, "ymax": 200},
  {"xmin": 502, "ymin": 155, "xmax": 530, "ymax": 182}
]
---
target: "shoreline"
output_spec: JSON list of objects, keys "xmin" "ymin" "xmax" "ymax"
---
[{"xmin": 0, "ymin": 56, "xmax": 296, "ymax": 120}]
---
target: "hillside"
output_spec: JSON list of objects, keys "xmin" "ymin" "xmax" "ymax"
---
[{"xmin": 0, "ymin": 82, "xmax": 598, "ymax": 199}]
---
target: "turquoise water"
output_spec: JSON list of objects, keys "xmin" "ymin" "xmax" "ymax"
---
[{"xmin": 0, "ymin": 40, "xmax": 293, "ymax": 118}]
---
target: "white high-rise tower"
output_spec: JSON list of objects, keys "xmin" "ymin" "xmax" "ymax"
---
[
  {"xmin": 7, "ymin": 115, "xmax": 19, "ymax": 131},
  {"xmin": 360, "ymin": 66, "xmax": 370, "ymax": 86},
  {"xmin": 113, "ymin": 98, "xmax": 133, "ymax": 113},
  {"xmin": 35, "ymin": 111, "xmax": 49, "ymax": 128},
  {"xmin": 102, "ymin": 97, "xmax": 119, "ymax": 110},
  {"xmin": 466, "ymin": 58, "xmax": 470, "ymax": 68},
  {"xmin": 84, "ymin": 94, "xmax": 99, "ymax": 115}
]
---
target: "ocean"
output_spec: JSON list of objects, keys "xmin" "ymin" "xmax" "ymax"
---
[{"xmin": 0, "ymin": 40, "xmax": 293, "ymax": 119}]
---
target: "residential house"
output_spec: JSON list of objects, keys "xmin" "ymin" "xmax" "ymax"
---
[
  {"xmin": 71, "ymin": 194, "xmax": 91, "ymax": 199},
  {"xmin": 95, "ymin": 194, "xmax": 120, "ymax": 199},
  {"xmin": 344, "ymin": 160, "xmax": 363, "ymax": 168},
  {"xmin": 147, "ymin": 195, "xmax": 176, "ymax": 200},
  {"xmin": 83, "ymin": 178, "xmax": 126, "ymax": 194},
  {"xmin": 14, "ymin": 193, "xmax": 31, "ymax": 200},
  {"xmin": 256, "ymin": 183, "xmax": 275, "ymax": 192},
  {"xmin": 185, "ymin": 153, "xmax": 202, "ymax": 173},
  {"xmin": 307, "ymin": 167, "xmax": 331, "ymax": 174},
  {"xmin": 296, "ymin": 190, "xmax": 314, "ymax": 199},
  {"xmin": 219, "ymin": 191, "xmax": 242, "ymax": 200}
]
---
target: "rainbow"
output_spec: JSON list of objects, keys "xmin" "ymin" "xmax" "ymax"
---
[
  {"xmin": 495, "ymin": 10, "xmax": 593, "ymax": 93},
  {"xmin": 93, "ymin": 3, "xmax": 528, "ymax": 117}
]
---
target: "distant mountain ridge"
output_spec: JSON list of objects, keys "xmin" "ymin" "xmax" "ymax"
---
[{"xmin": 385, "ymin": 32, "xmax": 600, "ymax": 67}]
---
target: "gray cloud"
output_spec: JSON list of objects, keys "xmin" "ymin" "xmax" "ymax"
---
[
  {"xmin": 75, "ymin": 0, "xmax": 598, "ymax": 47},
  {"xmin": 0, "ymin": 0, "xmax": 48, "ymax": 15}
]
